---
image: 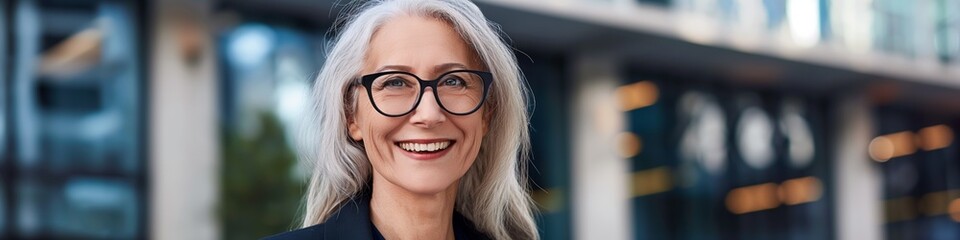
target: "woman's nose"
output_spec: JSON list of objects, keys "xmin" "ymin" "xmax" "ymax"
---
[{"xmin": 409, "ymin": 89, "xmax": 447, "ymax": 128}]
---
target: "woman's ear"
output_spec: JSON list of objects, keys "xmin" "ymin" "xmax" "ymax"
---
[
  {"xmin": 346, "ymin": 86, "xmax": 365, "ymax": 141},
  {"xmin": 348, "ymin": 115, "xmax": 363, "ymax": 141}
]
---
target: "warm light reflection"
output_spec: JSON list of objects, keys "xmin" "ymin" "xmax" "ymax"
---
[
  {"xmin": 869, "ymin": 126, "xmax": 954, "ymax": 161},
  {"xmin": 39, "ymin": 27, "xmax": 103, "ymax": 78},
  {"xmin": 617, "ymin": 81, "xmax": 659, "ymax": 111},
  {"xmin": 918, "ymin": 124, "xmax": 954, "ymax": 151},
  {"xmin": 868, "ymin": 131, "xmax": 916, "ymax": 162},
  {"xmin": 632, "ymin": 167, "xmax": 672, "ymax": 197},
  {"xmin": 868, "ymin": 136, "xmax": 894, "ymax": 162},
  {"xmin": 919, "ymin": 191, "xmax": 952, "ymax": 216},
  {"xmin": 884, "ymin": 197, "xmax": 917, "ymax": 223},
  {"xmin": 618, "ymin": 132, "xmax": 643, "ymax": 158},
  {"xmin": 950, "ymin": 198, "xmax": 960, "ymax": 222},
  {"xmin": 778, "ymin": 177, "xmax": 823, "ymax": 205},
  {"xmin": 726, "ymin": 183, "xmax": 780, "ymax": 214}
]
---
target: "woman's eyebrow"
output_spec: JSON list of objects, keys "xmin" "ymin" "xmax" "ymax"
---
[
  {"xmin": 375, "ymin": 65, "xmax": 413, "ymax": 72},
  {"xmin": 374, "ymin": 63, "xmax": 469, "ymax": 73},
  {"xmin": 433, "ymin": 62, "xmax": 469, "ymax": 72}
]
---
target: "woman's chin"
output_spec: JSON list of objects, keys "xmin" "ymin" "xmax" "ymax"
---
[{"xmin": 395, "ymin": 177, "xmax": 459, "ymax": 196}]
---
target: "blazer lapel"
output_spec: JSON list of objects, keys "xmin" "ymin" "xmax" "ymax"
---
[{"xmin": 324, "ymin": 194, "xmax": 374, "ymax": 240}]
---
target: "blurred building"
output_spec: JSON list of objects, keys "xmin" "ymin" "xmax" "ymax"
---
[
  {"xmin": 1, "ymin": 0, "xmax": 959, "ymax": 239},
  {"xmin": 1, "ymin": 0, "xmax": 146, "ymax": 239}
]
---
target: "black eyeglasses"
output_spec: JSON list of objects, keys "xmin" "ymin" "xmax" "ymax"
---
[{"xmin": 359, "ymin": 70, "xmax": 493, "ymax": 117}]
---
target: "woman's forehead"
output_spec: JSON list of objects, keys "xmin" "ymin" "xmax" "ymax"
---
[{"xmin": 364, "ymin": 15, "xmax": 481, "ymax": 74}]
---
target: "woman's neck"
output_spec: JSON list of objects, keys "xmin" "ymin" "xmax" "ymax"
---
[{"xmin": 369, "ymin": 175, "xmax": 459, "ymax": 240}]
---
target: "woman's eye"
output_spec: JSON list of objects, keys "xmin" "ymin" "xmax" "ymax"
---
[
  {"xmin": 441, "ymin": 77, "xmax": 466, "ymax": 87},
  {"xmin": 382, "ymin": 78, "xmax": 407, "ymax": 88}
]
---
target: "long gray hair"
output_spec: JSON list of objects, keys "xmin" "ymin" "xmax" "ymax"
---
[{"xmin": 298, "ymin": 0, "xmax": 538, "ymax": 239}]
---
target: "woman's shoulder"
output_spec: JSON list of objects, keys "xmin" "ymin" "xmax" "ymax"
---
[
  {"xmin": 261, "ymin": 196, "xmax": 373, "ymax": 240},
  {"xmin": 453, "ymin": 212, "xmax": 493, "ymax": 240}
]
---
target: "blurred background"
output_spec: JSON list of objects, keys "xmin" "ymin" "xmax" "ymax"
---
[{"xmin": 0, "ymin": 0, "xmax": 959, "ymax": 239}]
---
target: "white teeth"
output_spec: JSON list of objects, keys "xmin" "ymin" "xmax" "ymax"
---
[{"xmin": 398, "ymin": 141, "xmax": 451, "ymax": 152}]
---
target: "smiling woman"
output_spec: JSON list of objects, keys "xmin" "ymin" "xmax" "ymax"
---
[{"xmin": 263, "ymin": 0, "xmax": 538, "ymax": 240}]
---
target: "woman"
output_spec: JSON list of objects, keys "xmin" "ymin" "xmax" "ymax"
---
[{"xmin": 265, "ymin": 0, "xmax": 538, "ymax": 239}]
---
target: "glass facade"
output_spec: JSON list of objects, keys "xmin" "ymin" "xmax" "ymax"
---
[
  {"xmin": 661, "ymin": 0, "xmax": 960, "ymax": 63},
  {"xmin": 874, "ymin": 106, "xmax": 960, "ymax": 240},
  {"xmin": 2, "ymin": 0, "xmax": 145, "ymax": 238},
  {"xmin": 623, "ymin": 71, "xmax": 833, "ymax": 239},
  {"xmin": 935, "ymin": 0, "xmax": 960, "ymax": 63},
  {"xmin": 522, "ymin": 51, "xmax": 574, "ymax": 240}
]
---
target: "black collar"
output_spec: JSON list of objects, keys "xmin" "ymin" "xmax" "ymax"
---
[{"xmin": 263, "ymin": 192, "xmax": 491, "ymax": 240}]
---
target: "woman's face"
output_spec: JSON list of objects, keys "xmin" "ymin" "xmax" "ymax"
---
[{"xmin": 349, "ymin": 15, "xmax": 488, "ymax": 195}]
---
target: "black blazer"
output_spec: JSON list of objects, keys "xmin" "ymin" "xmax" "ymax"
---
[{"xmin": 262, "ymin": 193, "xmax": 491, "ymax": 240}]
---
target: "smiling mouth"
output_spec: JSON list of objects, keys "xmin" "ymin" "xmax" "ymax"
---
[{"xmin": 395, "ymin": 140, "xmax": 454, "ymax": 153}]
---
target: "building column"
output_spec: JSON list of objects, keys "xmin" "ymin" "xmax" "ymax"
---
[
  {"xmin": 832, "ymin": 93, "xmax": 883, "ymax": 240},
  {"xmin": 149, "ymin": 0, "xmax": 220, "ymax": 239},
  {"xmin": 570, "ymin": 53, "xmax": 632, "ymax": 240}
]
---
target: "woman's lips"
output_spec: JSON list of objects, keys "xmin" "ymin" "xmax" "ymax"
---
[{"xmin": 394, "ymin": 139, "xmax": 455, "ymax": 161}]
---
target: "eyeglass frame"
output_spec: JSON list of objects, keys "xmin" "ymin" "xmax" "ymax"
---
[{"xmin": 358, "ymin": 69, "xmax": 494, "ymax": 117}]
